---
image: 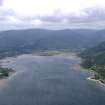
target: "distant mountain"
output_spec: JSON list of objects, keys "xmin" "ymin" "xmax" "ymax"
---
[{"xmin": 0, "ymin": 29, "xmax": 105, "ymax": 58}]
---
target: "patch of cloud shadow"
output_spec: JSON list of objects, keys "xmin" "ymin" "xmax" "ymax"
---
[
  {"xmin": 24, "ymin": 7, "xmax": 105, "ymax": 24},
  {"xmin": 61, "ymin": 7, "xmax": 105, "ymax": 24},
  {"xmin": 39, "ymin": 16, "xmax": 63, "ymax": 23}
]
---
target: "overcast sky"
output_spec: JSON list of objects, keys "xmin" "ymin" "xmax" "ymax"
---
[{"xmin": 0, "ymin": 0, "xmax": 105, "ymax": 31}]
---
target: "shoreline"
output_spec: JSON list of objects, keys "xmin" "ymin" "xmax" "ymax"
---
[
  {"xmin": 81, "ymin": 66, "xmax": 105, "ymax": 87},
  {"xmin": 0, "ymin": 68, "xmax": 15, "ymax": 88},
  {"xmin": 0, "ymin": 51, "xmax": 78, "ymax": 88},
  {"xmin": 1, "ymin": 51, "xmax": 104, "ymax": 88},
  {"xmin": 0, "ymin": 67, "xmax": 15, "ymax": 80},
  {"xmin": 87, "ymin": 77, "xmax": 105, "ymax": 87}
]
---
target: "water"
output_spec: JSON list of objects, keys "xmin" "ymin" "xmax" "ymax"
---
[{"xmin": 0, "ymin": 54, "xmax": 105, "ymax": 105}]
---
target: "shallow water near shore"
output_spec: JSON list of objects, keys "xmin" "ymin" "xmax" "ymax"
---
[{"xmin": 0, "ymin": 54, "xmax": 105, "ymax": 105}]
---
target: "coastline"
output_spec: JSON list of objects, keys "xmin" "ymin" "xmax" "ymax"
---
[
  {"xmin": 0, "ymin": 51, "xmax": 78, "ymax": 88},
  {"xmin": 0, "ymin": 69, "xmax": 15, "ymax": 88},
  {"xmin": 80, "ymin": 66, "xmax": 105, "ymax": 87},
  {"xmin": 1, "ymin": 51, "xmax": 104, "ymax": 88},
  {"xmin": 87, "ymin": 77, "xmax": 105, "ymax": 87}
]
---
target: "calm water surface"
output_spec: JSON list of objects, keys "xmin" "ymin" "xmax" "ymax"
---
[{"xmin": 0, "ymin": 54, "xmax": 105, "ymax": 105}]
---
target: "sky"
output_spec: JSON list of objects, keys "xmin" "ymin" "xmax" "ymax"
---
[{"xmin": 0, "ymin": 0, "xmax": 105, "ymax": 31}]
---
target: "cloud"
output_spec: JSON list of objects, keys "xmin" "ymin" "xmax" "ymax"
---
[
  {"xmin": 0, "ymin": 0, "xmax": 3, "ymax": 5},
  {"xmin": 0, "ymin": 0, "xmax": 105, "ymax": 31},
  {"xmin": 30, "ymin": 7, "xmax": 105, "ymax": 24}
]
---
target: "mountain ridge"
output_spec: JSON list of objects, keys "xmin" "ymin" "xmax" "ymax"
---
[{"xmin": 0, "ymin": 29, "xmax": 105, "ymax": 58}]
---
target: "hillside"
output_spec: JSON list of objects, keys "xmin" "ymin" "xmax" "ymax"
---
[
  {"xmin": 0, "ymin": 29, "xmax": 105, "ymax": 58},
  {"xmin": 80, "ymin": 41, "xmax": 105, "ymax": 81},
  {"xmin": 80, "ymin": 41, "xmax": 105, "ymax": 67}
]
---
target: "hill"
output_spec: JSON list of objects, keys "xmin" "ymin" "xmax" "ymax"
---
[
  {"xmin": 80, "ymin": 41, "xmax": 105, "ymax": 82},
  {"xmin": 0, "ymin": 29, "xmax": 105, "ymax": 58}
]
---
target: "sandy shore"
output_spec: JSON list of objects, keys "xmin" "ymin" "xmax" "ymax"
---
[
  {"xmin": 0, "ymin": 78, "xmax": 8, "ymax": 88},
  {"xmin": 0, "ymin": 69, "xmax": 15, "ymax": 89},
  {"xmin": 52, "ymin": 52, "xmax": 81, "ymax": 60}
]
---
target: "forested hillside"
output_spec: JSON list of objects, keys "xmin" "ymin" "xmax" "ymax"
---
[
  {"xmin": 80, "ymin": 41, "xmax": 105, "ymax": 81},
  {"xmin": 0, "ymin": 29, "xmax": 105, "ymax": 58}
]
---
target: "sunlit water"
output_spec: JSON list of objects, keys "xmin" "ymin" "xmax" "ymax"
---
[{"xmin": 0, "ymin": 54, "xmax": 105, "ymax": 105}]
